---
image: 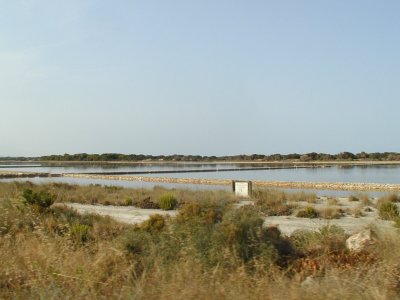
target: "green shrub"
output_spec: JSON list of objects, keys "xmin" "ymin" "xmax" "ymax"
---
[
  {"xmin": 290, "ymin": 225, "xmax": 346, "ymax": 254},
  {"xmin": 22, "ymin": 189, "xmax": 55, "ymax": 211},
  {"xmin": 176, "ymin": 200, "xmax": 228, "ymax": 224},
  {"xmin": 378, "ymin": 201, "xmax": 399, "ymax": 220},
  {"xmin": 173, "ymin": 203, "xmax": 289, "ymax": 268},
  {"xmin": 159, "ymin": 194, "xmax": 177, "ymax": 210},
  {"xmin": 139, "ymin": 214, "xmax": 166, "ymax": 232},
  {"xmin": 296, "ymin": 206, "xmax": 319, "ymax": 218},
  {"xmin": 212, "ymin": 206, "xmax": 283, "ymax": 264},
  {"xmin": 124, "ymin": 198, "xmax": 133, "ymax": 206},
  {"xmin": 69, "ymin": 223, "xmax": 91, "ymax": 244}
]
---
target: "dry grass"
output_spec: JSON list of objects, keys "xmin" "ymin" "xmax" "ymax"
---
[
  {"xmin": 1, "ymin": 182, "xmax": 400, "ymax": 299},
  {"xmin": 327, "ymin": 197, "xmax": 339, "ymax": 206},
  {"xmin": 286, "ymin": 191, "xmax": 318, "ymax": 203},
  {"xmin": 348, "ymin": 206, "xmax": 365, "ymax": 218},
  {"xmin": 296, "ymin": 206, "xmax": 319, "ymax": 218},
  {"xmin": 0, "ymin": 181, "xmax": 237, "ymax": 207},
  {"xmin": 252, "ymin": 189, "xmax": 318, "ymax": 217},
  {"xmin": 252, "ymin": 189, "xmax": 297, "ymax": 216},
  {"xmin": 319, "ymin": 207, "xmax": 343, "ymax": 219},
  {"xmin": 358, "ymin": 193, "xmax": 373, "ymax": 206}
]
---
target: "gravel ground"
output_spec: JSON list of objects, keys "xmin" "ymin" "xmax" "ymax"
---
[{"xmin": 62, "ymin": 196, "xmax": 398, "ymax": 236}]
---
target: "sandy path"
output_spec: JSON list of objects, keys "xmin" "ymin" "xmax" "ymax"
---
[
  {"xmin": 263, "ymin": 215, "xmax": 394, "ymax": 235},
  {"xmin": 63, "ymin": 203, "xmax": 177, "ymax": 224}
]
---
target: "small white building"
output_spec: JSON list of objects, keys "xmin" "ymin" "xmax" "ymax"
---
[{"xmin": 232, "ymin": 180, "xmax": 252, "ymax": 198}]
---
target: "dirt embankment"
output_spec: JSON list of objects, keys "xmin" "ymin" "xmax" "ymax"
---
[{"xmin": 0, "ymin": 171, "xmax": 55, "ymax": 178}]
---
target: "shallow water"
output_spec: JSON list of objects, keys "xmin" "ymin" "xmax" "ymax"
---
[
  {"xmin": 143, "ymin": 165, "xmax": 400, "ymax": 184},
  {"xmin": 1, "ymin": 163, "xmax": 399, "ymax": 197},
  {"xmin": 2, "ymin": 163, "xmax": 399, "ymax": 183},
  {"xmin": 0, "ymin": 176, "xmax": 393, "ymax": 198}
]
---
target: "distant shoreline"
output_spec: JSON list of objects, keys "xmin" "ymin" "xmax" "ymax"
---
[{"xmin": 2, "ymin": 159, "xmax": 400, "ymax": 166}]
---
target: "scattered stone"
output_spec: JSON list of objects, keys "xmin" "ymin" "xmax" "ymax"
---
[{"xmin": 346, "ymin": 229, "xmax": 376, "ymax": 252}]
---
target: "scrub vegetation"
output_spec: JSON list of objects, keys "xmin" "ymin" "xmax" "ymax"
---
[
  {"xmin": 1, "ymin": 182, "xmax": 400, "ymax": 299},
  {"xmin": 34, "ymin": 151, "xmax": 400, "ymax": 162}
]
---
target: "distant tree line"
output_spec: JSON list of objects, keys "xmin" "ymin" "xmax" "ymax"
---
[
  {"xmin": 36, "ymin": 152, "xmax": 400, "ymax": 162},
  {"xmin": 0, "ymin": 157, "xmax": 35, "ymax": 161}
]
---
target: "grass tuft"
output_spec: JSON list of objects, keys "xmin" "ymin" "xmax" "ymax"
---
[
  {"xmin": 296, "ymin": 206, "xmax": 319, "ymax": 218},
  {"xmin": 159, "ymin": 194, "xmax": 178, "ymax": 210}
]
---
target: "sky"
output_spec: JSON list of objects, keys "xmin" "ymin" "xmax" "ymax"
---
[{"xmin": 0, "ymin": 0, "xmax": 399, "ymax": 157}]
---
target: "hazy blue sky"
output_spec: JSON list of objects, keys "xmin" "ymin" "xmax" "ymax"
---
[{"xmin": 1, "ymin": 0, "xmax": 399, "ymax": 156}]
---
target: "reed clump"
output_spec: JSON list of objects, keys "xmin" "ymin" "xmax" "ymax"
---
[{"xmin": 158, "ymin": 194, "xmax": 177, "ymax": 210}]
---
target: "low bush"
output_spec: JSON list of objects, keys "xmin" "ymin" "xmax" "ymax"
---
[
  {"xmin": 22, "ymin": 189, "xmax": 55, "ymax": 212},
  {"xmin": 0, "ymin": 198, "xmax": 37, "ymax": 235},
  {"xmin": 253, "ymin": 189, "xmax": 296, "ymax": 216},
  {"xmin": 296, "ymin": 206, "xmax": 319, "ymax": 218},
  {"xmin": 290, "ymin": 225, "xmax": 347, "ymax": 255},
  {"xmin": 215, "ymin": 206, "xmax": 277, "ymax": 263},
  {"xmin": 133, "ymin": 197, "xmax": 160, "ymax": 209},
  {"xmin": 124, "ymin": 230, "xmax": 153, "ymax": 256},
  {"xmin": 259, "ymin": 202, "xmax": 296, "ymax": 216},
  {"xmin": 177, "ymin": 205, "xmax": 291, "ymax": 267},
  {"xmin": 139, "ymin": 214, "xmax": 166, "ymax": 232},
  {"xmin": 176, "ymin": 199, "xmax": 229, "ymax": 224},
  {"xmin": 159, "ymin": 194, "xmax": 177, "ymax": 210}
]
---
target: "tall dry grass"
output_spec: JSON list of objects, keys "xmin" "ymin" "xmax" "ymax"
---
[
  {"xmin": 1, "ymin": 182, "xmax": 400, "ymax": 299},
  {"xmin": 0, "ymin": 181, "xmax": 237, "ymax": 207}
]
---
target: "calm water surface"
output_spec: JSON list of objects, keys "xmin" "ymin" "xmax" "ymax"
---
[
  {"xmin": 3, "ymin": 163, "xmax": 398, "ymax": 184},
  {"xmin": 1, "ymin": 163, "xmax": 399, "ymax": 197}
]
